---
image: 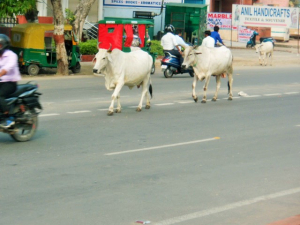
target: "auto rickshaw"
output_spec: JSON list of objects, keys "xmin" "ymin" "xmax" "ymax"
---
[
  {"xmin": 98, "ymin": 18, "xmax": 157, "ymax": 74},
  {"xmin": 10, "ymin": 23, "xmax": 81, "ymax": 75}
]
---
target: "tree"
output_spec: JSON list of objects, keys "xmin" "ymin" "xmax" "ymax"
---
[
  {"xmin": 66, "ymin": 0, "xmax": 97, "ymax": 42},
  {"xmin": 50, "ymin": 0, "xmax": 69, "ymax": 75},
  {"xmin": 0, "ymin": 0, "xmax": 37, "ymax": 18}
]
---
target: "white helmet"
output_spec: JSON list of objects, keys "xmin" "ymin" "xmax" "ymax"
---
[{"xmin": 164, "ymin": 24, "xmax": 175, "ymax": 33}]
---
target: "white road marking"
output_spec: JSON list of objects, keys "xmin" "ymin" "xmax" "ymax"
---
[
  {"xmin": 105, "ymin": 137, "xmax": 219, "ymax": 156},
  {"xmin": 223, "ymin": 97, "xmax": 240, "ymax": 99},
  {"xmin": 98, "ymin": 109, "xmax": 108, "ymax": 111},
  {"xmin": 153, "ymin": 187, "xmax": 300, "ymax": 225},
  {"xmin": 177, "ymin": 101, "xmax": 194, "ymax": 104},
  {"xmin": 285, "ymin": 92, "xmax": 299, "ymax": 95},
  {"xmin": 67, "ymin": 110, "xmax": 91, "ymax": 114},
  {"xmin": 244, "ymin": 95, "xmax": 261, "ymax": 98},
  {"xmin": 296, "ymin": 125, "xmax": 300, "ymax": 127},
  {"xmin": 40, "ymin": 113, "xmax": 60, "ymax": 117},
  {"xmin": 264, "ymin": 93, "xmax": 281, "ymax": 96},
  {"xmin": 65, "ymin": 100, "xmax": 81, "ymax": 102},
  {"xmin": 155, "ymin": 103, "xmax": 174, "ymax": 106}
]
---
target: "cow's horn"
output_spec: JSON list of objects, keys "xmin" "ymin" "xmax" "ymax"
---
[{"xmin": 107, "ymin": 43, "xmax": 112, "ymax": 52}]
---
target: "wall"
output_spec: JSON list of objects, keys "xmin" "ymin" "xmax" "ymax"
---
[{"xmin": 219, "ymin": 30, "xmax": 238, "ymax": 41}]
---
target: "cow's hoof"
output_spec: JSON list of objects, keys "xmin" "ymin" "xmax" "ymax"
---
[
  {"xmin": 228, "ymin": 97, "xmax": 233, "ymax": 101},
  {"xmin": 115, "ymin": 109, "xmax": 121, "ymax": 113},
  {"xmin": 145, "ymin": 105, "xmax": 150, "ymax": 109},
  {"xmin": 212, "ymin": 98, "xmax": 217, "ymax": 101},
  {"xmin": 136, "ymin": 108, "xmax": 142, "ymax": 112},
  {"xmin": 107, "ymin": 111, "xmax": 114, "ymax": 116},
  {"xmin": 193, "ymin": 97, "xmax": 198, "ymax": 103},
  {"xmin": 201, "ymin": 100, "xmax": 206, "ymax": 103}
]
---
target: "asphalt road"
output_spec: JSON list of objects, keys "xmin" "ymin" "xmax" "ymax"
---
[{"xmin": 1, "ymin": 66, "xmax": 300, "ymax": 225}]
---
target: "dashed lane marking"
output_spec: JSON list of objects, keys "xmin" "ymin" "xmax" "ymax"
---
[
  {"xmin": 105, "ymin": 137, "xmax": 220, "ymax": 156},
  {"xmin": 264, "ymin": 93, "xmax": 281, "ymax": 96},
  {"xmin": 64, "ymin": 100, "xmax": 81, "ymax": 102},
  {"xmin": 244, "ymin": 95, "xmax": 261, "ymax": 98},
  {"xmin": 40, "ymin": 113, "xmax": 60, "ymax": 117},
  {"xmin": 67, "ymin": 110, "xmax": 91, "ymax": 114},
  {"xmin": 285, "ymin": 92, "xmax": 299, "ymax": 95},
  {"xmin": 153, "ymin": 187, "xmax": 300, "ymax": 225},
  {"xmin": 177, "ymin": 101, "xmax": 195, "ymax": 104},
  {"xmin": 155, "ymin": 103, "xmax": 174, "ymax": 106}
]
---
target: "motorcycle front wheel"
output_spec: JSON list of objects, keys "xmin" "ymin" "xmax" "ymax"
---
[
  {"xmin": 189, "ymin": 71, "xmax": 194, "ymax": 77},
  {"xmin": 164, "ymin": 68, "xmax": 174, "ymax": 78},
  {"xmin": 10, "ymin": 106, "xmax": 38, "ymax": 142}
]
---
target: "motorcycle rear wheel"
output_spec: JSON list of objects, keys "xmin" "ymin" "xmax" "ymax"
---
[
  {"xmin": 164, "ymin": 68, "xmax": 173, "ymax": 78},
  {"xmin": 10, "ymin": 106, "xmax": 38, "ymax": 142}
]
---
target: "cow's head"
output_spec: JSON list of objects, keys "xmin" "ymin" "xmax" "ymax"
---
[
  {"xmin": 93, "ymin": 45, "xmax": 113, "ymax": 74},
  {"xmin": 254, "ymin": 44, "xmax": 262, "ymax": 53},
  {"xmin": 182, "ymin": 46, "xmax": 202, "ymax": 69}
]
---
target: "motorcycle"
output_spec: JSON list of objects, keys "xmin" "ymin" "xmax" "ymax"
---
[
  {"xmin": 0, "ymin": 81, "xmax": 42, "ymax": 142},
  {"xmin": 246, "ymin": 31, "xmax": 259, "ymax": 48},
  {"xmin": 161, "ymin": 51, "xmax": 194, "ymax": 78}
]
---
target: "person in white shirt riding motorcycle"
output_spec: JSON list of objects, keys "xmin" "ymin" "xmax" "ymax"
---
[
  {"xmin": 161, "ymin": 24, "xmax": 183, "ymax": 64},
  {"xmin": 201, "ymin": 30, "xmax": 215, "ymax": 48}
]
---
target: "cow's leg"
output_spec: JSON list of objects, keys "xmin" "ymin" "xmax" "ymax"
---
[
  {"xmin": 108, "ymin": 82, "xmax": 124, "ymax": 116},
  {"xmin": 212, "ymin": 75, "xmax": 221, "ymax": 101},
  {"xmin": 270, "ymin": 52, "xmax": 273, "ymax": 66},
  {"xmin": 192, "ymin": 75, "xmax": 198, "ymax": 102},
  {"xmin": 263, "ymin": 52, "xmax": 267, "ymax": 66},
  {"xmin": 137, "ymin": 79, "xmax": 149, "ymax": 112},
  {"xmin": 115, "ymin": 93, "xmax": 121, "ymax": 113},
  {"xmin": 145, "ymin": 79, "xmax": 151, "ymax": 109},
  {"xmin": 227, "ymin": 69, "xmax": 233, "ymax": 100},
  {"xmin": 202, "ymin": 76, "xmax": 211, "ymax": 103},
  {"xmin": 259, "ymin": 53, "xmax": 262, "ymax": 65}
]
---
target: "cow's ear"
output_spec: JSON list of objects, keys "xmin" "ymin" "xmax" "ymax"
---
[
  {"xmin": 193, "ymin": 45, "xmax": 198, "ymax": 49},
  {"xmin": 107, "ymin": 53, "xmax": 113, "ymax": 62}
]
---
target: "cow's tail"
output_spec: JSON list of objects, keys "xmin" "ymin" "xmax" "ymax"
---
[
  {"xmin": 149, "ymin": 79, "xmax": 153, "ymax": 99},
  {"xmin": 227, "ymin": 81, "xmax": 230, "ymax": 94}
]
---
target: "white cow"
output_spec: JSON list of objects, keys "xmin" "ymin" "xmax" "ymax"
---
[
  {"xmin": 255, "ymin": 42, "xmax": 273, "ymax": 66},
  {"xmin": 93, "ymin": 47, "xmax": 153, "ymax": 115},
  {"xmin": 182, "ymin": 46, "xmax": 233, "ymax": 103}
]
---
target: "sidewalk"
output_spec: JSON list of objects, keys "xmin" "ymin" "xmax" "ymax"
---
[{"xmin": 223, "ymin": 38, "xmax": 300, "ymax": 53}]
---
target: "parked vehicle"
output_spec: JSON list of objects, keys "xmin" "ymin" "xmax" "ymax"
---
[
  {"xmin": 161, "ymin": 52, "xmax": 194, "ymax": 78},
  {"xmin": 10, "ymin": 23, "xmax": 81, "ymax": 75},
  {"xmin": 0, "ymin": 82, "xmax": 42, "ymax": 142},
  {"xmin": 98, "ymin": 18, "xmax": 157, "ymax": 74}
]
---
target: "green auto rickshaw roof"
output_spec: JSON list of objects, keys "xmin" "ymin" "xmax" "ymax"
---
[{"xmin": 98, "ymin": 18, "xmax": 154, "ymax": 25}]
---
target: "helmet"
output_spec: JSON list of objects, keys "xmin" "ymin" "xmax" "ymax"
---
[
  {"xmin": 0, "ymin": 34, "xmax": 11, "ymax": 55},
  {"xmin": 164, "ymin": 24, "xmax": 175, "ymax": 33}
]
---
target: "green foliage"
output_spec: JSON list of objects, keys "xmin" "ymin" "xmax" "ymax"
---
[
  {"xmin": 0, "ymin": 0, "xmax": 36, "ymax": 17},
  {"xmin": 65, "ymin": 8, "xmax": 76, "ymax": 24},
  {"xmin": 79, "ymin": 39, "xmax": 98, "ymax": 55},
  {"xmin": 150, "ymin": 40, "xmax": 164, "ymax": 56}
]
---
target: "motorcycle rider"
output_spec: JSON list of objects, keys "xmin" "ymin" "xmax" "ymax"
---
[
  {"xmin": 0, "ymin": 34, "xmax": 22, "ymax": 128},
  {"xmin": 161, "ymin": 24, "xmax": 183, "ymax": 64}
]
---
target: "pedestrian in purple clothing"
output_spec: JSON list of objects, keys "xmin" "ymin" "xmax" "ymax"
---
[
  {"xmin": 0, "ymin": 34, "xmax": 22, "ymax": 128},
  {"xmin": 210, "ymin": 26, "xmax": 226, "ymax": 47}
]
